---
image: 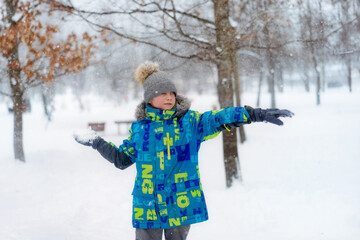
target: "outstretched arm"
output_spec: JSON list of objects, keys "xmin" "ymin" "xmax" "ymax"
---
[
  {"xmin": 195, "ymin": 107, "xmax": 250, "ymax": 141},
  {"xmin": 73, "ymin": 128, "xmax": 134, "ymax": 170},
  {"xmin": 203, "ymin": 106, "xmax": 294, "ymax": 134}
]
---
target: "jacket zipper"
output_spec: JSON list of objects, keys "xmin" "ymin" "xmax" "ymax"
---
[{"xmin": 166, "ymin": 132, "xmax": 171, "ymax": 160}]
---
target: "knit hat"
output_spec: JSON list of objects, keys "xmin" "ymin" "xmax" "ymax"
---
[{"xmin": 134, "ymin": 61, "xmax": 177, "ymax": 103}]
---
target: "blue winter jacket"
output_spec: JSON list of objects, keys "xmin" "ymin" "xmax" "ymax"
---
[{"xmin": 95, "ymin": 95, "xmax": 250, "ymax": 229}]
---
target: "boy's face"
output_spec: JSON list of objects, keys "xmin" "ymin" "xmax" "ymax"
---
[{"xmin": 148, "ymin": 91, "xmax": 176, "ymax": 110}]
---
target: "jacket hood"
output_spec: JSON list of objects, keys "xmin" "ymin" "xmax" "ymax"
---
[{"xmin": 135, "ymin": 94, "xmax": 191, "ymax": 121}]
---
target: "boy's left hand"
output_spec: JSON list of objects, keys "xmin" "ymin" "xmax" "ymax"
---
[
  {"xmin": 245, "ymin": 106, "xmax": 294, "ymax": 126},
  {"xmin": 263, "ymin": 108, "xmax": 294, "ymax": 125}
]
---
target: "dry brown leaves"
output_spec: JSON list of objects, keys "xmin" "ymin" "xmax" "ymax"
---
[{"xmin": 0, "ymin": 0, "xmax": 95, "ymax": 83}]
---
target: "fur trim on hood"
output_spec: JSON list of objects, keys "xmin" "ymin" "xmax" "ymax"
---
[{"xmin": 135, "ymin": 95, "xmax": 191, "ymax": 121}]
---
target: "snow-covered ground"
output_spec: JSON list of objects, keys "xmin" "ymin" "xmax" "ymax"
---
[{"xmin": 0, "ymin": 88, "xmax": 359, "ymax": 240}]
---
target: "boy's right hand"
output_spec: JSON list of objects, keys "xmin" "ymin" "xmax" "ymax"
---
[{"xmin": 73, "ymin": 128, "xmax": 100, "ymax": 148}]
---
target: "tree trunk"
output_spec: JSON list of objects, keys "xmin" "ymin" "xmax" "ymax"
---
[
  {"xmin": 347, "ymin": 57, "xmax": 352, "ymax": 92},
  {"xmin": 217, "ymin": 61, "xmax": 241, "ymax": 186},
  {"xmin": 303, "ymin": 67, "xmax": 310, "ymax": 92},
  {"xmin": 277, "ymin": 64, "xmax": 284, "ymax": 93},
  {"xmin": 6, "ymin": 0, "xmax": 26, "ymax": 162},
  {"xmin": 231, "ymin": 52, "xmax": 246, "ymax": 144},
  {"xmin": 256, "ymin": 70, "xmax": 264, "ymax": 107},
  {"xmin": 309, "ymin": 40, "xmax": 321, "ymax": 105},
  {"xmin": 42, "ymin": 92, "xmax": 51, "ymax": 121},
  {"xmin": 313, "ymin": 54, "xmax": 321, "ymax": 105},
  {"xmin": 321, "ymin": 63, "xmax": 326, "ymax": 92},
  {"xmin": 263, "ymin": 23, "xmax": 276, "ymax": 108},
  {"xmin": 214, "ymin": 0, "xmax": 242, "ymax": 187},
  {"xmin": 306, "ymin": 0, "xmax": 321, "ymax": 105},
  {"xmin": 13, "ymin": 94, "xmax": 25, "ymax": 161},
  {"xmin": 268, "ymin": 51, "xmax": 276, "ymax": 108}
]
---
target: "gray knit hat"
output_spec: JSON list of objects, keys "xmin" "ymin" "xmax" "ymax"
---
[{"xmin": 134, "ymin": 61, "xmax": 177, "ymax": 103}]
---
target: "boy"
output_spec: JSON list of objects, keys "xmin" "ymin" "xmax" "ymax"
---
[{"xmin": 74, "ymin": 61, "xmax": 293, "ymax": 240}]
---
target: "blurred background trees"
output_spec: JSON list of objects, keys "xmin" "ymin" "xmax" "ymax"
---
[{"xmin": 1, "ymin": 0, "xmax": 359, "ymax": 185}]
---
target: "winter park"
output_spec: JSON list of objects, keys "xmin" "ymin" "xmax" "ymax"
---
[{"xmin": 1, "ymin": 1, "xmax": 360, "ymax": 240}]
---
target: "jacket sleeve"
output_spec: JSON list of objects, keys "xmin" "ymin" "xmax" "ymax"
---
[
  {"xmin": 92, "ymin": 126, "xmax": 136, "ymax": 170},
  {"xmin": 195, "ymin": 107, "xmax": 250, "ymax": 142}
]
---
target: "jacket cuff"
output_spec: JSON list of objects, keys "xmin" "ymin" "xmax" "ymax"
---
[{"xmin": 92, "ymin": 137, "xmax": 103, "ymax": 149}]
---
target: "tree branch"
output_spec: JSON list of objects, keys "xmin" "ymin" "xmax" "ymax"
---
[
  {"xmin": 126, "ymin": 9, "xmax": 212, "ymax": 50},
  {"xmin": 131, "ymin": 0, "xmax": 214, "ymax": 25},
  {"xmin": 239, "ymin": 15, "xmax": 360, "ymax": 51},
  {"xmin": 50, "ymin": 0, "xmax": 214, "ymax": 59},
  {"xmin": 0, "ymin": 90, "xmax": 12, "ymax": 97},
  {"xmin": 51, "ymin": 0, "xmax": 213, "ymax": 25},
  {"xmin": 66, "ymin": 9, "xmax": 208, "ymax": 61}
]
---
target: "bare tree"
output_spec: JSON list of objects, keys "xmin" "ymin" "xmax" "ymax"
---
[
  {"xmin": 213, "ymin": 0, "xmax": 243, "ymax": 185},
  {"xmin": 52, "ymin": 0, "xmax": 246, "ymax": 187},
  {"xmin": 337, "ymin": 0, "xmax": 358, "ymax": 92},
  {"xmin": 230, "ymin": 0, "xmax": 296, "ymax": 108},
  {"xmin": 306, "ymin": 1, "xmax": 322, "ymax": 105},
  {"xmin": 297, "ymin": 0, "xmax": 359, "ymax": 100},
  {"xmin": 50, "ymin": 0, "xmax": 360, "ymax": 184}
]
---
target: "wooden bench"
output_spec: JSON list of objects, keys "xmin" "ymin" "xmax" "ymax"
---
[
  {"xmin": 88, "ymin": 122, "xmax": 106, "ymax": 132},
  {"xmin": 114, "ymin": 120, "xmax": 134, "ymax": 135}
]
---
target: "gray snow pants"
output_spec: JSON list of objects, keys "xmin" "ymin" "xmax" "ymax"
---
[{"xmin": 135, "ymin": 225, "xmax": 190, "ymax": 240}]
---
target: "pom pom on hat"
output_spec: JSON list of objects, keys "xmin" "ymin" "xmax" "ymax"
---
[
  {"xmin": 134, "ymin": 61, "xmax": 177, "ymax": 103},
  {"xmin": 134, "ymin": 61, "xmax": 160, "ymax": 84}
]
